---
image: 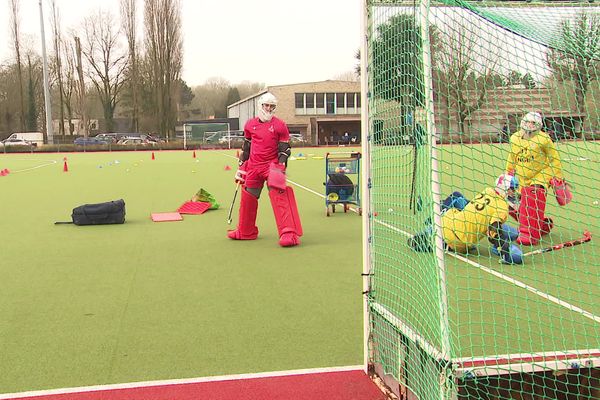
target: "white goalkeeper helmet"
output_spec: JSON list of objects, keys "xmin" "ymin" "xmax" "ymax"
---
[
  {"xmin": 495, "ymin": 173, "xmax": 519, "ymax": 199},
  {"xmin": 257, "ymin": 92, "xmax": 277, "ymax": 122},
  {"xmin": 520, "ymin": 112, "xmax": 542, "ymax": 133}
]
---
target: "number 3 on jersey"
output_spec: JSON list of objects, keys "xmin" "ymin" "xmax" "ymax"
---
[{"xmin": 473, "ymin": 192, "xmax": 492, "ymax": 211}]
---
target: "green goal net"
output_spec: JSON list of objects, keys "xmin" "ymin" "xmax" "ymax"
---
[{"xmin": 361, "ymin": 1, "xmax": 599, "ymax": 399}]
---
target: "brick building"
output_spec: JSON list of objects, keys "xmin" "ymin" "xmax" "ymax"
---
[{"xmin": 227, "ymin": 80, "xmax": 361, "ymax": 145}]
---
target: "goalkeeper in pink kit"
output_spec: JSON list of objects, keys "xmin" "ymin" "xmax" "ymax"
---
[
  {"xmin": 505, "ymin": 112, "xmax": 572, "ymax": 246},
  {"xmin": 227, "ymin": 92, "xmax": 303, "ymax": 247}
]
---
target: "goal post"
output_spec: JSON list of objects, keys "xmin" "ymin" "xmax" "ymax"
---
[{"xmin": 362, "ymin": 1, "xmax": 600, "ymax": 399}]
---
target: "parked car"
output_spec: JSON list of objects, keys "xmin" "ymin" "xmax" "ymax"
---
[
  {"xmin": 289, "ymin": 133, "xmax": 303, "ymax": 143},
  {"xmin": 218, "ymin": 134, "xmax": 245, "ymax": 145},
  {"xmin": 204, "ymin": 132, "xmax": 221, "ymax": 143},
  {"xmin": 0, "ymin": 138, "xmax": 35, "ymax": 147},
  {"xmin": 6, "ymin": 132, "xmax": 43, "ymax": 146},
  {"xmin": 117, "ymin": 137, "xmax": 155, "ymax": 146},
  {"xmin": 74, "ymin": 137, "xmax": 109, "ymax": 146},
  {"xmin": 94, "ymin": 133, "xmax": 119, "ymax": 143}
]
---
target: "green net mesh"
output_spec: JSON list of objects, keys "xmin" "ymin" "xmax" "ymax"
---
[{"xmin": 363, "ymin": 1, "xmax": 599, "ymax": 399}]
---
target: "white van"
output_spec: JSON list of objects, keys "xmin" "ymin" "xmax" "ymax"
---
[{"xmin": 8, "ymin": 132, "xmax": 44, "ymax": 146}]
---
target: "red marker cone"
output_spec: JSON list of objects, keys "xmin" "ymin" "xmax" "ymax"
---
[
  {"xmin": 5, "ymin": 168, "xmax": 9, "ymax": 174},
  {"xmin": 0, "ymin": 170, "xmax": 6, "ymax": 177},
  {"xmin": 151, "ymin": 152, "xmax": 155, "ymax": 160},
  {"xmin": 63, "ymin": 160, "xmax": 69, "ymax": 172},
  {"xmin": 193, "ymin": 150, "xmax": 196, "ymax": 158},
  {"xmin": 224, "ymin": 165, "xmax": 231, "ymax": 171}
]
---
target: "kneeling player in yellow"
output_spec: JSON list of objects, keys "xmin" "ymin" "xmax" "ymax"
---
[{"xmin": 409, "ymin": 174, "xmax": 523, "ymax": 264}]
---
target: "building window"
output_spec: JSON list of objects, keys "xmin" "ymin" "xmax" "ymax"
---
[
  {"xmin": 295, "ymin": 93, "xmax": 304, "ymax": 108},
  {"xmin": 336, "ymin": 93, "xmax": 345, "ymax": 109},
  {"xmin": 316, "ymin": 93, "xmax": 325, "ymax": 108},
  {"xmin": 326, "ymin": 93, "xmax": 335, "ymax": 114},
  {"xmin": 295, "ymin": 91, "xmax": 359, "ymax": 115},
  {"xmin": 347, "ymin": 93, "xmax": 355, "ymax": 108},
  {"xmin": 306, "ymin": 93, "xmax": 315, "ymax": 108}
]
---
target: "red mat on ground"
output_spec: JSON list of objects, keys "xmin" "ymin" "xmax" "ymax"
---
[
  {"xmin": 151, "ymin": 212, "xmax": 183, "ymax": 222},
  {"xmin": 10, "ymin": 369, "xmax": 386, "ymax": 400},
  {"xmin": 177, "ymin": 201, "xmax": 211, "ymax": 214}
]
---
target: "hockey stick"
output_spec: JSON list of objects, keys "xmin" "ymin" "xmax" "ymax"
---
[
  {"xmin": 409, "ymin": 124, "xmax": 425, "ymax": 213},
  {"xmin": 226, "ymin": 182, "xmax": 241, "ymax": 225},
  {"xmin": 409, "ymin": 141, "xmax": 418, "ymax": 212},
  {"xmin": 523, "ymin": 231, "xmax": 592, "ymax": 257}
]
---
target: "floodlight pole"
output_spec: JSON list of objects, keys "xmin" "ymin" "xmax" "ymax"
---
[
  {"xmin": 39, "ymin": 0, "xmax": 54, "ymax": 144},
  {"xmin": 183, "ymin": 123, "xmax": 188, "ymax": 149}
]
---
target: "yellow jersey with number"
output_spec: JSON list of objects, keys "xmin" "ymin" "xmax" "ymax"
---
[
  {"xmin": 505, "ymin": 129, "xmax": 563, "ymax": 187},
  {"xmin": 442, "ymin": 187, "xmax": 509, "ymax": 252}
]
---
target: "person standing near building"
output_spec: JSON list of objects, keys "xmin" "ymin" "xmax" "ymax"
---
[
  {"xmin": 505, "ymin": 111, "xmax": 569, "ymax": 246},
  {"xmin": 227, "ymin": 92, "xmax": 303, "ymax": 247}
]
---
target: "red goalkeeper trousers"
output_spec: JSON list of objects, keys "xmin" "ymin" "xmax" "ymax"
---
[
  {"xmin": 227, "ymin": 188, "xmax": 259, "ymax": 240},
  {"xmin": 517, "ymin": 185, "xmax": 552, "ymax": 246}
]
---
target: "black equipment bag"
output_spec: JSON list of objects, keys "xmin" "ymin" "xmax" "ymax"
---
[
  {"xmin": 325, "ymin": 173, "xmax": 355, "ymax": 196},
  {"xmin": 55, "ymin": 199, "xmax": 126, "ymax": 225}
]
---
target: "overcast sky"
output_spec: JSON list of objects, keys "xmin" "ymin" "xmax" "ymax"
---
[{"xmin": 0, "ymin": 0, "xmax": 361, "ymax": 87}]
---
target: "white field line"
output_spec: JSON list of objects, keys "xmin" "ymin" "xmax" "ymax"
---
[
  {"xmin": 3, "ymin": 158, "xmax": 57, "ymax": 173},
  {"xmin": 0, "ymin": 365, "xmax": 364, "ymax": 399},
  {"xmin": 223, "ymin": 152, "xmax": 600, "ymax": 323},
  {"xmin": 372, "ymin": 220, "xmax": 600, "ymax": 324}
]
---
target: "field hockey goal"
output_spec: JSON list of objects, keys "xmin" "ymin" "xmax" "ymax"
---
[{"xmin": 361, "ymin": 1, "xmax": 599, "ymax": 399}]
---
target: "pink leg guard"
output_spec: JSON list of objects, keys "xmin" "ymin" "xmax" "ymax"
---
[
  {"xmin": 227, "ymin": 188, "xmax": 259, "ymax": 240},
  {"xmin": 269, "ymin": 187, "xmax": 303, "ymax": 247},
  {"xmin": 516, "ymin": 186, "xmax": 548, "ymax": 246}
]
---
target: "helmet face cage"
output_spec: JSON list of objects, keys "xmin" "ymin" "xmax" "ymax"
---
[
  {"xmin": 257, "ymin": 93, "xmax": 278, "ymax": 121},
  {"xmin": 520, "ymin": 112, "xmax": 542, "ymax": 132}
]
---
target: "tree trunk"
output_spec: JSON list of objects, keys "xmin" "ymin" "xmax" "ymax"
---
[{"xmin": 75, "ymin": 37, "xmax": 88, "ymax": 137}]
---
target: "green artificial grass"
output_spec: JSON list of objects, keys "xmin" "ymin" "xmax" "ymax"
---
[
  {"xmin": 0, "ymin": 148, "xmax": 364, "ymax": 393},
  {"xmin": 370, "ymin": 140, "xmax": 600, "ymax": 360},
  {"xmin": 1, "ymin": 142, "xmax": 598, "ymax": 393}
]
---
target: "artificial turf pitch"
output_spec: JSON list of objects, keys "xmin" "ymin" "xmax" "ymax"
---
[
  {"xmin": 2, "ymin": 142, "xmax": 598, "ymax": 396},
  {"xmin": 0, "ymin": 148, "xmax": 365, "ymax": 394}
]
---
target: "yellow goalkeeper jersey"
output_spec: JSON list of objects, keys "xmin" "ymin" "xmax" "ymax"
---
[
  {"xmin": 505, "ymin": 129, "xmax": 563, "ymax": 187},
  {"xmin": 442, "ymin": 187, "xmax": 509, "ymax": 252}
]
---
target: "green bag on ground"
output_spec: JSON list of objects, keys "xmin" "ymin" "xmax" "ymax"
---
[{"xmin": 192, "ymin": 188, "xmax": 220, "ymax": 209}]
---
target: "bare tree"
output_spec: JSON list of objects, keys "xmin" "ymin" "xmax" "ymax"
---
[
  {"xmin": 144, "ymin": 0, "xmax": 183, "ymax": 138},
  {"xmin": 81, "ymin": 10, "xmax": 128, "ymax": 132},
  {"xmin": 235, "ymin": 81, "xmax": 265, "ymax": 99},
  {"xmin": 9, "ymin": 0, "xmax": 26, "ymax": 131},
  {"xmin": 332, "ymin": 71, "xmax": 359, "ymax": 82},
  {"xmin": 74, "ymin": 36, "xmax": 88, "ymax": 136},
  {"xmin": 60, "ymin": 38, "xmax": 77, "ymax": 134},
  {"xmin": 120, "ymin": 0, "xmax": 140, "ymax": 132},
  {"xmin": 49, "ymin": 0, "xmax": 66, "ymax": 135},
  {"xmin": 434, "ymin": 25, "xmax": 499, "ymax": 135},
  {"xmin": 191, "ymin": 77, "xmax": 230, "ymax": 118},
  {"xmin": 547, "ymin": 12, "xmax": 600, "ymax": 115}
]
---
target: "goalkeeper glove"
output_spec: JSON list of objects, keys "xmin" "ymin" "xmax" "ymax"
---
[{"xmin": 549, "ymin": 177, "xmax": 572, "ymax": 206}]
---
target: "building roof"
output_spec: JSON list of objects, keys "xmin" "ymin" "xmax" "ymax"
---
[{"xmin": 227, "ymin": 80, "xmax": 360, "ymax": 109}]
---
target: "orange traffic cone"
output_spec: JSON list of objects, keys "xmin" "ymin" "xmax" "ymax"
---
[
  {"xmin": 236, "ymin": 150, "xmax": 240, "ymax": 158},
  {"xmin": 63, "ymin": 160, "xmax": 69, "ymax": 172},
  {"xmin": 193, "ymin": 150, "xmax": 196, "ymax": 158},
  {"xmin": 151, "ymin": 152, "xmax": 155, "ymax": 160}
]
